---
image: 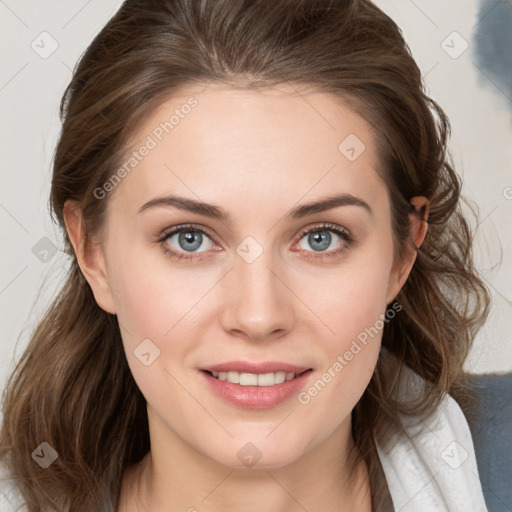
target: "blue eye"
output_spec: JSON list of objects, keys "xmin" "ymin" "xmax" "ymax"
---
[
  {"xmin": 296, "ymin": 224, "xmax": 352, "ymax": 259},
  {"xmin": 160, "ymin": 225, "xmax": 216, "ymax": 260},
  {"xmin": 301, "ymin": 230, "xmax": 335, "ymax": 252}
]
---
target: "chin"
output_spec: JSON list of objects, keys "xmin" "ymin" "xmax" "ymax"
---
[{"xmin": 204, "ymin": 436, "xmax": 308, "ymax": 471}]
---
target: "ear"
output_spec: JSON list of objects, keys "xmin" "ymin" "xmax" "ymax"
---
[
  {"xmin": 63, "ymin": 200, "xmax": 117, "ymax": 314},
  {"xmin": 386, "ymin": 196, "xmax": 429, "ymax": 304}
]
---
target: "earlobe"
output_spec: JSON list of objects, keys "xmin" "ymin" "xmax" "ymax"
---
[
  {"xmin": 386, "ymin": 196, "xmax": 430, "ymax": 304},
  {"xmin": 63, "ymin": 200, "xmax": 117, "ymax": 314}
]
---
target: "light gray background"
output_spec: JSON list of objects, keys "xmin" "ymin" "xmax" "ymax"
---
[{"xmin": 1, "ymin": 0, "xmax": 511, "ymax": 396}]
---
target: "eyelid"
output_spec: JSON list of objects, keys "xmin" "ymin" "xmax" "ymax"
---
[
  {"xmin": 295, "ymin": 222, "xmax": 351, "ymax": 241},
  {"xmin": 157, "ymin": 223, "xmax": 219, "ymax": 245},
  {"xmin": 158, "ymin": 222, "xmax": 351, "ymax": 243}
]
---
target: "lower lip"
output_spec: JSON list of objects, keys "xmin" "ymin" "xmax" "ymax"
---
[{"xmin": 200, "ymin": 369, "xmax": 313, "ymax": 409}]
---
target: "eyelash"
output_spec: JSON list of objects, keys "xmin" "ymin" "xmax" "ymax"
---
[
  {"xmin": 295, "ymin": 223, "xmax": 353, "ymax": 261},
  {"xmin": 157, "ymin": 222, "xmax": 354, "ymax": 262}
]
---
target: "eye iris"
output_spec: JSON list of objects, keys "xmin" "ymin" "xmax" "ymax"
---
[
  {"xmin": 178, "ymin": 231, "xmax": 202, "ymax": 252},
  {"xmin": 309, "ymin": 230, "xmax": 331, "ymax": 251}
]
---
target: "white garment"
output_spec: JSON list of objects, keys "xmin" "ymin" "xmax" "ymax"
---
[
  {"xmin": 0, "ymin": 377, "xmax": 488, "ymax": 512},
  {"xmin": 376, "ymin": 368, "xmax": 489, "ymax": 512}
]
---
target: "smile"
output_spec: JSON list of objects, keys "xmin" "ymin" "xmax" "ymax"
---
[
  {"xmin": 207, "ymin": 370, "xmax": 303, "ymax": 386},
  {"xmin": 199, "ymin": 366, "xmax": 314, "ymax": 409}
]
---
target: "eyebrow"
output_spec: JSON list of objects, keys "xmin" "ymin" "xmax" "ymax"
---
[{"xmin": 137, "ymin": 192, "xmax": 373, "ymax": 221}]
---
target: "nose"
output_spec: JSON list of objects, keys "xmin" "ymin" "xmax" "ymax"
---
[{"xmin": 219, "ymin": 247, "xmax": 296, "ymax": 343}]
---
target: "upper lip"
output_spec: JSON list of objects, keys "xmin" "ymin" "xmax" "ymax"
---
[{"xmin": 201, "ymin": 361, "xmax": 311, "ymax": 374}]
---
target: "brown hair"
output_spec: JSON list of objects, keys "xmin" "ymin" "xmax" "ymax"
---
[{"xmin": 0, "ymin": 0, "xmax": 490, "ymax": 510}]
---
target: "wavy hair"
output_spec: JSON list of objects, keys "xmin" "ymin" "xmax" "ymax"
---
[{"xmin": 0, "ymin": 0, "xmax": 490, "ymax": 510}]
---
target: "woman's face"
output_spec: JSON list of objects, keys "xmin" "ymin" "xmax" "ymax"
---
[{"xmin": 83, "ymin": 83, "xmax": 412, "ymax": 469}]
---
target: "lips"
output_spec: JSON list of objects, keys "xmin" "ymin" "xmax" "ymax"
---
[{"xmin": 199, "ymin": 361, "xmax": 314, "ymax": 409}]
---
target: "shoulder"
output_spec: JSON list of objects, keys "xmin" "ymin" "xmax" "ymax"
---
[
  {"xmin": 0, "ymin": 460, "xmax": 28, "ymax": 512},
  {"xmin": 375, "ymin": 363, "xmax": 489, "ymax": 512}
]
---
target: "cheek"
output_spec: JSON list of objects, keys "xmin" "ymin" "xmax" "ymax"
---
[
  {"xmin": 328, "ymin": 268, "xmax": 390, "ymax": 342},
  {"xmin": 106, "ymin": 248, "xmax": 202, "ymax": 403},
  {"xmin": 296, "ymin": 290, "xmax": 386, "ymax": 433},
  {"xmin": 106, "ymin": 242, "xmax": 222, "ymax": 359},
  {"xmin": 110, "ymin": 264, "xmax": 173, "ymax": 342},
  {"xmin": 297, "ymin": 241, "xmax": 394, "ymax": 407},
  {"xmin": 309, "ymin": 248, "xmax": 394, "ymax": 347}
]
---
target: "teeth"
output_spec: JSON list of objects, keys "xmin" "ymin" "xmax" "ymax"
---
[
  {"xmin": 240, "ymin": 373, "xmax": 258, "ymax": 385},
  {"xmin": 227, "ymin": 371, "xmax": 239, "ymax": 383},
  {"xmin": 210, "ymin": 371, "xmax": 298, "ymax": 386}
]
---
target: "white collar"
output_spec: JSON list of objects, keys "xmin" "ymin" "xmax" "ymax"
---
[{"xmin": 375, "ymin": 363, "xmax": 488, "ymax": 511}]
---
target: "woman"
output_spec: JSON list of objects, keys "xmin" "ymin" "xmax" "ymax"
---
[{"xmin": 0, "ymin": 0, "xmax": 491, "ymax": 510}]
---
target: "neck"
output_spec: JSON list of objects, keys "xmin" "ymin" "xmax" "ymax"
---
[{"xmin": 117, "ymin": 411, "xmax": 372, "ymax": 512}]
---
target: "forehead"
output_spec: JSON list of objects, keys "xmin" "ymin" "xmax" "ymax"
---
[{"xmin": 106, "ymin": 83, "xmax": 388, "ymax": 222}]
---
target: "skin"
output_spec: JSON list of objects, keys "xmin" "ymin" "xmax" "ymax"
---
[{"xmin": 64, "ymin": 82, "xmax": 429, "ymax": 512}]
